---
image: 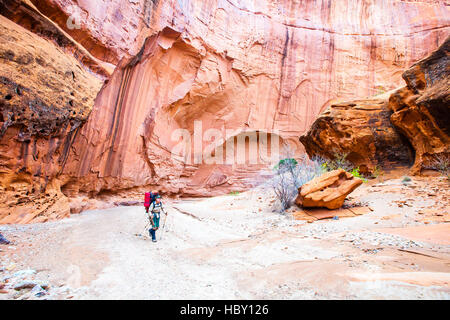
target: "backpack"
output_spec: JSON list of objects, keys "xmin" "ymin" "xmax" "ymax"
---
[{"xmin": 144, "ymin": 191, "xmax": 159, "ymax": 208}]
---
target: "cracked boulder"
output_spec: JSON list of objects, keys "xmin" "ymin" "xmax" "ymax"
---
[
  {"xmin": 299, "ymin": 95, "xmax": 414, "ymax": 173},
  {"xmin": 295, "ymin": 169, "xmax": 363, "ymax": 210}
]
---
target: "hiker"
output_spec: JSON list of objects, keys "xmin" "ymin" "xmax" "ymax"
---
[{"xmin": 147, "ymin": 195, "xmax": 167, "ymax": 242}]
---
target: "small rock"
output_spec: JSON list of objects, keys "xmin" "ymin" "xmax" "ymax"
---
[
  {"xmin": 13, "ymin": 269, "xmax": 36, "ymax": 278},
  {"xmin": 14, "ymin": 281, "xmax": 38, "ymax": 290},
  {"xmin": 31, "ymin": 285, "xmax": 46, "ymax": 297},
  {"xmin": 0, "ymin": 233, "xmax": 10, "ymax": 245},
  {"xmin": 14, "ymin": 280, "xmax": 49, "ymax": 291},
  {"xmin": 6, "ymin": 264, "xmax": 16, "ymax": 271}
]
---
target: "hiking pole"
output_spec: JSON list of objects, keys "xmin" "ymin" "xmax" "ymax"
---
[
  {"xmin": 143, "ymin": 209, "xmax": 151, "ymax": 237},
  {"xmin": 143, "ymin": 220, "xmax": 150, "ymax": 236},
  {"xmin": 160, "ymin": 212, "xmax": 168, "ymax": 241}
]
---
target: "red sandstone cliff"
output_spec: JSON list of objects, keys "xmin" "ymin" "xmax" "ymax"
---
[
  {"xmin": 1, "ymin": 0, "xmax": 449, "ymax": 222},
  {"xmin": 300, "ymin": 36, "xmax": 449, "ymax": 174},
  {"xmin": 388, "ymin": 37, "xmax": 449, "ymax": 174}
]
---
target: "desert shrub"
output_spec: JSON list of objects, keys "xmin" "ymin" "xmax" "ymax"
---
[
  {"xmin": 426, "ymin": 154, "xmax": 450, "ymax": 180},
  {"xmin": 402, "ymin": 176, "xmax": 411, "ymax": 183},
  {"xmin": 319, "ymin": 152, "xmax": 371, "ymax": 182},
  {"xmin": 270, "ymin": 168, "xmax": 295, "ymax": 212},
  {"xmin": 320, "ymin": 152, "xmax": 353, "ymax": 172},
  {"xmin": 271, "ymin": 155, "xmax": 325, "ymax": 212},
  {"xmin": 372, "ymin": 165, "xmax": 384, "ymax": 179},
  {"xmin": 350, "ymin": 167, "xmax": 368, "ymax": 182}
]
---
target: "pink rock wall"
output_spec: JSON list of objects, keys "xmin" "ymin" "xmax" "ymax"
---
[
  {"xmin": 61, "ymin": 0, "xmax": 450, "ymax": 197},
  {"xmin": 1, "ymin": 0, "xmax": 449, "ymax": 221}
]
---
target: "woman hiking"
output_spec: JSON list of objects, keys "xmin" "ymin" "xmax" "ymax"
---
[{"xmin": 147, "ymin": 195, "xmax": 167, "ymax": 242}]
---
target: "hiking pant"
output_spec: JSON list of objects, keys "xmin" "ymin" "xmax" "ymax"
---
[
  {"xmin": 149, "ymin": 229, "xmax": 156, "ymax": 240},
  {"xmin": 149, "ymin": 216, "xmax": 160, "ymax": 241}
]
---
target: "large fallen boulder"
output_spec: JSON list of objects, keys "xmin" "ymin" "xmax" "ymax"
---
[
  {"xmin": 295, "ymin": 169, "xmax": 363, "ymax": 210},
  {"xmin": 388, "ymin": 36, "xmax": 450, "ymax": 174}
]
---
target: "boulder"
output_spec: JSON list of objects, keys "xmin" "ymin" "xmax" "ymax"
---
[
  {"xmin": 13, "ymin": 280, "xmax": 49, "ymax": 291},
  {"xmin": 295, "ymin": 169, "xmax": 363, "ymax": 210},
  {"xmin": 388, "ymin": 36, "xmax": 450, "ymax": 174},
  {"xmin": 0, "ymin": 232, "xmax": 10, "ymax": 245},
  {"xmin": 299, "ymin": 96, "xmax": 414, "ymax": 173}
]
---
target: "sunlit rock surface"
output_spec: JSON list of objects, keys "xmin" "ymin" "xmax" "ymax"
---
[
  {"xmin": 62, "ymin": 0, "xmax": 450, "ymax": 198},
  {"xmin": 0, "ymin": 0, "xmax": 449, "ymax": 221},
  {"xmin": 299, "ymin": 94, "xmax": 415, "ymax": 173},
  {"xmin": 0, "ymin": 14, "xmax": 103, "ymax": 223},
  {"xmin": 388, "ymin": 36, "xmax": 450, "ymax": 174},
  {"xmin": 295, "ymin": 169, "xmax": 363, "ymax": 209}
]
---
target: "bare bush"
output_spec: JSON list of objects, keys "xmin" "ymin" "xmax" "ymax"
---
[
  {"xmin": 270, "ymin": 168, "xmax": 296, "ymax": 212},
  {"xmin": 426, "ymin": 154, "xmax": 450, "ymax": 180},
  {"xmin": 270, "ymin": 153, "xmax": 326, "ymax": 212}
]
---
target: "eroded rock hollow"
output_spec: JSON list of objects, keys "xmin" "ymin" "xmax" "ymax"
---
[
  {"xmin": 300, "ymin": 36, "xmax": 449, "ymax": 174},
  {"xmin": 1, "ymin": 0, "xmax": 449, "ymax": 222}
]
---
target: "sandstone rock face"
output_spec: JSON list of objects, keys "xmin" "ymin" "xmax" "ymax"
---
[
  {"xmin": 295, "ymin": 169, "xmax": 363, "ymax": 210},
  {"xmin": 62, "ymin": 0, "xmax": 450, "ymax": 198},
  {"xmin": 299, "ymin": 94, "xmax": 414, "ymax": 173},
  {"xmin": 388, "ymin": 36, "xmax": 450, "ymax": 174},
  {"xmin": 0, "ymin": 14, "xmax": 103, "ymax": 223},
  {"xmin": 0, "ymin": 0, "xmax": 113, "ymax": 77},
  {"xmin": 1, "ymin": 0, "xmax": 449, "ymax": 222}
]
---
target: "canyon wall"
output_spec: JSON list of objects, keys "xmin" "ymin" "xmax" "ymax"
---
[
  {"xmin": 299, "ymin": 93, "xmax": 415, "ymax": 173},
  {"xmin": 300, "ymin": 36, "xmax": 449, "ymax": 174},
  {"xmin": 388, "ymin": 36, "xmax": 449, "ymax": 174},
  {"xmin": 0, "ymin": 4, "xmax": 104, "ymax": 222},
  {"xmin": 1, "ymin": 0, "xmax": 449, "ymax": 222}
]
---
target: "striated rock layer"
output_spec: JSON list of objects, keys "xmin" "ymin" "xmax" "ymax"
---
[
  {"xmin": 388, "ymin": 36, "xmax": 450, "ymax": 174},
  {"xmin": 0, "ymin": 0, "xmax": 449, "ymax": 222}
]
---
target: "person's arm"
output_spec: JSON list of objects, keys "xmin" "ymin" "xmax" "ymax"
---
[
  {"xmin": 149, "ymin": 215, "xmax": 155, "ymax": 228},
  {"xmin": 162, "ymin": 203, "xmax": 168, "ymax": 215}
]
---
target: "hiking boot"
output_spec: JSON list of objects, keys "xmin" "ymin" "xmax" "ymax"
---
[{"xmin": 152, "ymin": 239, "xmax": 157, "ymax": 243}]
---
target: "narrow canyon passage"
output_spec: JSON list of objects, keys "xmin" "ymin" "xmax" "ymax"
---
[{"xmin": 1, "ymin": 178, "xmax": 449, "ymax": 299}]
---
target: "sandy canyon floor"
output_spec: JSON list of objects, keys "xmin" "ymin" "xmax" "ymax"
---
[{"xmin": 0, "ymin": 173, "xmax": 449, "ymax": 299}]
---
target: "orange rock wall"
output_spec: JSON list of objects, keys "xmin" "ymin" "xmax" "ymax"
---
[
  {"xmin": 1, "ymin": 0, "xmax": 449, "ymax": 221},
  {"xmin": 62, "ymin": 0, "xmax": 450, "ymax": 197},
  {"xmin": 388, "ymin": 36, "xmax": 450, "ymax": 174}
]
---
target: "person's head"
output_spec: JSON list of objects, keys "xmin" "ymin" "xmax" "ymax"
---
[{"xmin": 155, "ymin": 195, "xmax": 161, "ymax": 203}]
